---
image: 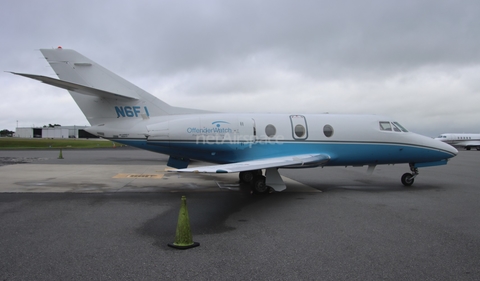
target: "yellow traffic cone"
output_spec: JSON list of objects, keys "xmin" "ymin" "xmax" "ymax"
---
[{"xmin": 168, "ymin": 196, "xmax": 200, "ymax": 249}]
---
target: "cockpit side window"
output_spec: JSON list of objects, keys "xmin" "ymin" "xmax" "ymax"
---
[
  {"xmin": 393, "ymin": 122, "xmax": 408, "ymax": 132},
  {"xmin": 379, "ymin": 121, "xmax": 392, "ymax": 131},
  {"xmin": 392, "ymin": 123, "xmax": 401, "ymax": 132},
  {"xmin": 379, "ymin": 121, "xmax": 409, "ymax": 132}
]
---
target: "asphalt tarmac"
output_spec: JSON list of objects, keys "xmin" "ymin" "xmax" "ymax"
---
[{"xmin": 0, "ymin": 147, "xmax": 479, "ymax": 280}]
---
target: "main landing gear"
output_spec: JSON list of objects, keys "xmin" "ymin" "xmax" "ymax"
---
[
  {"xmin": 401, "ymin": 163, "xmax": 419, "ymax": 186},
  {"xmin": 239, "ymin": 170, "xmax": 272, "ymax": 194}
]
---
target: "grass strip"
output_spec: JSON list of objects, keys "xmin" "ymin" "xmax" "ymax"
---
[{"xmin": 0, "ymin": 138, "xmax": 121, "ymax": 149}]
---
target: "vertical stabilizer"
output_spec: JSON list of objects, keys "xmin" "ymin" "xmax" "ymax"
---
[{"xmin": 38, "ymin": 48, "xmax": 204, "ymax": 125}]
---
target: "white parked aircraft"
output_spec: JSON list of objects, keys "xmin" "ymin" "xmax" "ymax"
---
[
  {"xmin": 11, "ymin": 48, "xmax": 457, "ymax": 192},
  {"xmin": 435, "ymin": 133, "xmax": 480, "ymax": 150}
]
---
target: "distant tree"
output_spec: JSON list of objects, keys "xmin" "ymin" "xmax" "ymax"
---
[
  {"xmin": 45, "ymin": 124, "xmax": 62, "ymax": 128},
  {"xmin": 0, "ymin": 129, "xmax": 14, "ymax": 137}
]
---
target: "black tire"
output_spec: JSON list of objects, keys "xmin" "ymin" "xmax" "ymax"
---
[
  {"xmin": 401, "ymin": 173, "xmax": 414, "ymax": 186},
  {"xmin": 466, "ymin": 147, "xmax": 471, "ymax": 151},
  {"xmin": 253, "ymin": 169, "xmax": 262, "ymax": 176},
  {"xmin": 251, "ymin": 175, "xmax": 268, "ymax": 194},
  {"xmin": 239, "ymin": 171, "xmax": 254, "ymax": 183},
  {"xmin": 239, "ymin": 170, "xmax": 262, "ymax": 183}
]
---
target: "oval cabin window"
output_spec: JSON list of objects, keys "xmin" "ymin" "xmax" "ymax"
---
[
  {"xmin": 323, "ymin": 124, "xmax": 334, "ymax": 137},
  {"xmin": 265, "ymin": 124, "xmax": 276, "ymax": 138},
  {"xmin": 295, "ymin": 124, "xmax": 305, "ymax": 138}
]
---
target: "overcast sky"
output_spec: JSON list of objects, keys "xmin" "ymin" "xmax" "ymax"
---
[{"xmin": 1, "ymin": 0, "xmax": 480, "ymax": 137}]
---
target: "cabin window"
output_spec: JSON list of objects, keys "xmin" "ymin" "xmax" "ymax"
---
[
  {"xmin": 295, "ymin": 124, "xmax": 306, "ymax": 138},
  {"xmin": 323, "ymin": 125, "xmax": 334, "ymax": 137},
  {"xmin": 265, "ymin": 124, "xmax": 276, "ymax": 138}
]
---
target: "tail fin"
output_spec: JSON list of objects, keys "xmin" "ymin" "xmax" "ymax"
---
[{"xmin": 13, "ymin": 48, "xmax": 205, "ymax": 125}]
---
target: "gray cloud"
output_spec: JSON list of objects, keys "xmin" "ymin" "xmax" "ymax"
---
[{"xmin": 2, "ymin": 0, "xmax": 480, "ymax": 137}]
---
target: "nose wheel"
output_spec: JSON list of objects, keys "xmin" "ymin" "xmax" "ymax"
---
[{"xmin": 401, "ymin": 164, "xmax": 419, "ymax": 186}]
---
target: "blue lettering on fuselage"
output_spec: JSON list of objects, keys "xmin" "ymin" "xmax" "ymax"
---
[
  {"xmin": 187, "ymin": 127, "xmax": 233, "ymax": 134},
  {"xmin": 115, "ymin": 106, "xmax": 150, "ymax": 118},
  {"xmin": 187, "ymin": 120, "xmax": 233, "ymax": 134}
]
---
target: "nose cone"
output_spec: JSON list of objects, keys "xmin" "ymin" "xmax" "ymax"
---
[
  {"xmin": 433, "ymin": 138, "xmax": 458, "ymax": 157},
  {"xmin": 410, "ymin": 133, "xmax": 457, "ymax": 161}
]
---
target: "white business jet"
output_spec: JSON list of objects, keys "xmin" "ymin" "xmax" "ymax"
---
[
  {"xmin": 10, "ymin": 48, "xmax": 457, "ymax": 193},
  {"xmin": 435, "ymin": 133, "xmax": 480, "ymax": 150}
]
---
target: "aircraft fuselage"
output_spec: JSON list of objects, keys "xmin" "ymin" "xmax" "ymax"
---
[{"xmin": 88, "ymin": 113, "xmax": 456, "ymax": 168}]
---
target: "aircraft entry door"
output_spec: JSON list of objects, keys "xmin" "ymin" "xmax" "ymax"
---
[
  {"xmin": 290, "ymin": 115, "xmax": 308, "ymax": 140},
  {"xmin": 238, "ymin": 118, "xmax": 256, "ymax": 144}
]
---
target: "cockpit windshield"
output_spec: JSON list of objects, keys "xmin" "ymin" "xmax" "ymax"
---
[
  {"xmin": 393, "ymin": 122, "xmax": 408, "ymax": 132},
  {"xmin": 379, "ymin": 121, "xmax": 409, "ymax": 132}
]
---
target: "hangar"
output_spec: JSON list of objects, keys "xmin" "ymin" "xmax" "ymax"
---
[{"xmin": 14, "ymin": 125, "xmax": 98, "ymax": 139}]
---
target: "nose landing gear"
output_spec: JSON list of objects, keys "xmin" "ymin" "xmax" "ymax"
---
[{"xmin": 401, "ymin": 164, "xmax": 419, "ymax": 186}]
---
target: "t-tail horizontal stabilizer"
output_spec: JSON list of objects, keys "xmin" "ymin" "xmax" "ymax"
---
[{"xmin": 9, "ymin": 72, "xmax": 138, "ymax": 101}]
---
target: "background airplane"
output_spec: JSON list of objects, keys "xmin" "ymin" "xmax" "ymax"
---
[
  {"xmin": 435, "ymin": 133, "xmax": 480, "ymax": 150},
  {"xmin": 11, "ymin": 48, "xmax": 457, "ymax": 193}
]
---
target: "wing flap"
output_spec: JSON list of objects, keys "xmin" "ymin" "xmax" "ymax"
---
[
  {"xmin": 173, "ymin": 154, "xmax": 330, "ymax": 173},
  {"xmin": 9, "ymin": 72, "xmax": 138, "ymax": 101}
]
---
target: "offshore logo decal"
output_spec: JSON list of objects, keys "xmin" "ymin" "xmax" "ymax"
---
[
  {"xmin": 115, "ymin": 106, "xmax": 150, "ymax": 118},
  {"xmin": 187, "ymin": 121, "xmax": 233, "ymax": 134}
]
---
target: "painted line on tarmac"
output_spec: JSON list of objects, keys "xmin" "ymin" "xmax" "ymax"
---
[{"xmin": 113, "ymin": 173, "xmax": 164, "ymax": 179}]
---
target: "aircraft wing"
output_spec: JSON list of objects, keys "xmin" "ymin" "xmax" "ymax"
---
[{"xmin": 174, "ymin": 154, "xmax": 330, "ymax": 173}]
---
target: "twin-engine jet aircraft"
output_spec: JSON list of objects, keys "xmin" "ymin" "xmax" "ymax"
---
[
  {"xmin": 435, "ymin": 133, "xmax": 480, "ymax": 150},
  {"xmin": 11, "ymin": 48, "xmax": 457, "ymax": 193}
]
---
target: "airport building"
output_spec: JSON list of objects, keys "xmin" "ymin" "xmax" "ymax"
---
[{"xmin": 15, "ymin": 126, "xmax": 98, "ymax": 139}]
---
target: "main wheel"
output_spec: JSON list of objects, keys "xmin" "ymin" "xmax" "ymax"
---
[
  {"xmin": 239, "ymin": 170, "xmax": 262, "ymax": 183},
  {"xmin": 251, "ymin": 175, "xmax": 268, "ymax": 194},
  {"xmin": 239, "ymin": 171, "xmax": 254, "ymax": 183},
  {"xmin": 401, "ymin": 173, "xmax": 414, "ymax": 186}
]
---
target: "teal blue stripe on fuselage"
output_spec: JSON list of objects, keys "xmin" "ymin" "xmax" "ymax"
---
[{"xmin": 112, "ymin": 139, "xmax": 455, "ymax": 166}]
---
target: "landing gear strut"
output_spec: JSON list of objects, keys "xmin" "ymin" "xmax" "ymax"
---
[{"xmin": 401, "ymin": 164, "xmax": 419, "ymax": 186}]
